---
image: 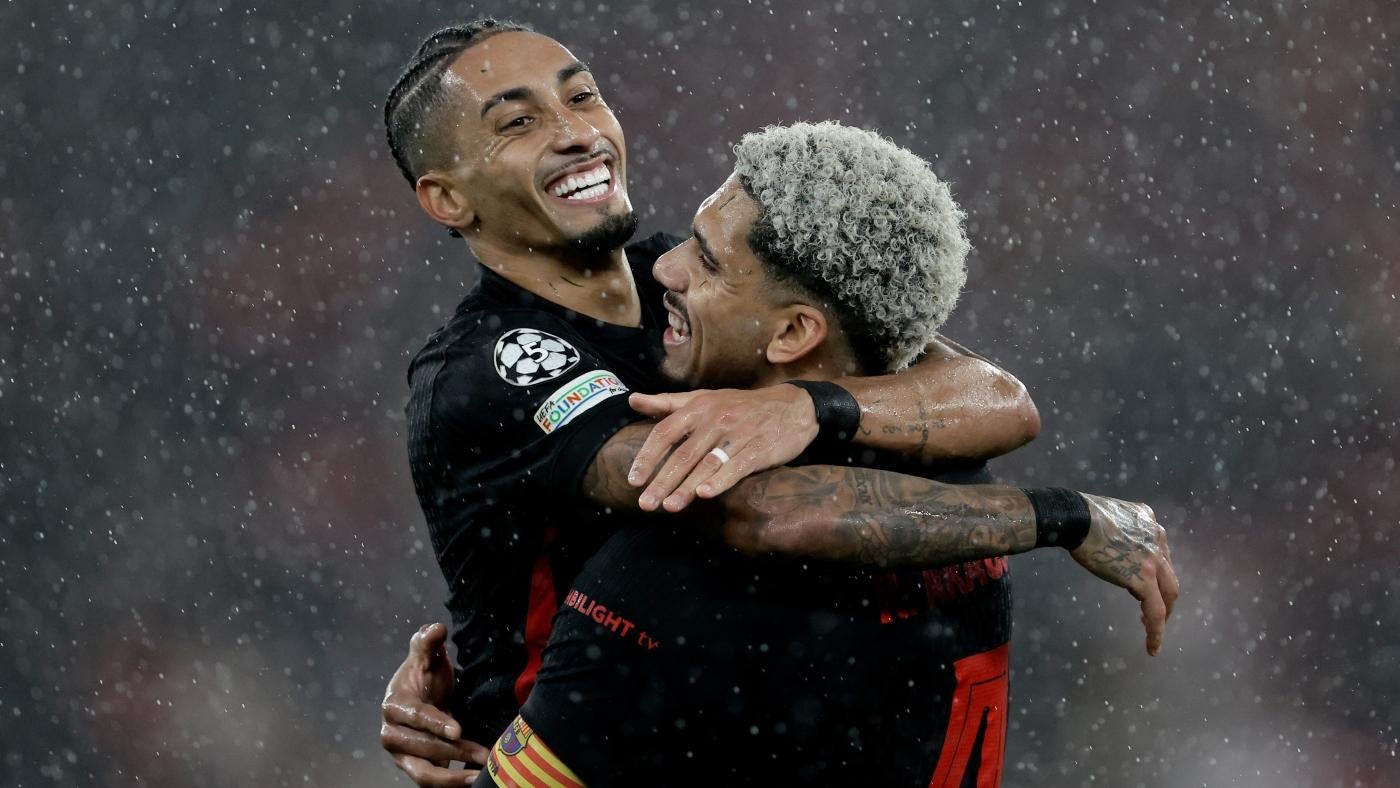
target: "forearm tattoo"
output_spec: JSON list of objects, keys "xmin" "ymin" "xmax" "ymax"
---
[
  {"xmin": 583, "ymin": 425, "xmax": 1037, "ymax": 568},
  {"xmin": 736, "ymin": 466, "xmax": 1036, "ymax": 567}
]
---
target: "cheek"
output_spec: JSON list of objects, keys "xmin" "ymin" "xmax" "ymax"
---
[{"xmin": 473, "ymin": 127, "xmax": 508, "ymax": 164}]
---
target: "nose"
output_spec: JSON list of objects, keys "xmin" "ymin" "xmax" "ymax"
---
[
  {"xmin": 653, "ymin": 244, "xmax": 687, "ymax": 292},
  {"xmin": 548, "ymin": 105, "xmax": 601, "ymax": 154}
]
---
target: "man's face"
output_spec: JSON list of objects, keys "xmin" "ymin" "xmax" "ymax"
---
[
  {"xmin": 437, "ymin": 31, "xmax": 633, "ymax": 251},
  {"xmin": 653, "ymin": 175, "xmax": 789, "ymax": 388}
]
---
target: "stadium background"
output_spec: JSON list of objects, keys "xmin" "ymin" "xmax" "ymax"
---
[{"xmin": 3, "ymin": 0, "xmax": 1396, "ymax": 785}]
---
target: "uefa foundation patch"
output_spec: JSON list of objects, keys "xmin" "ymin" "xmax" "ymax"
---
[{"xmin": 533, "ymin": 369, "xmax": 628, "ymax": 434}]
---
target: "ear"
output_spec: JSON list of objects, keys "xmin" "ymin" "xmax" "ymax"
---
[
  {"xmin": 765, "ymin": 304, "xmax": 828, "ymax": 366},
  {"xmin": 415, "ymin": 172, "xmax": 476, "ymax": 233}
]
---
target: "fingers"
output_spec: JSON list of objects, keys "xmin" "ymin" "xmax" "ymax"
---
[
  {"xmin": 383, "ymin": 696, "xmax": 462, "ymax": 741},
  {"xmin": 409, "ymin": 622, "xmax": 449, "ymax": 658},
  {"xmin": 1136, "ymin": 573, "xmax": 1168, "ymax": 657},
  {"xmin": 1158, "ymin": 549, "xmax": 1181, "ymax": 621},
  {"xmin": 628, "ymin": 410, "xmax": 696, "ymax": 491},
  {"xmin": 640, "ymin": 425, "xmax": 724, "ymax": 511},
  {"xmin": 382, "ymin": 724, "xmax": 480, "ymax": 765},
  {"xmin": 629, "ymin": 391, "xmax": 701, "ymax": 418},
  {"xmin": 695, "ymin": 442, "xmax": 765, "ymax": 500},
  {"xmin": 394, "ymin": 754, "xmax": 479, "ymax": 788},
  {"xmin": 459, "ymin": 738, "xmax": 489, "ymax": 767},
  {"xmin": 661, "ymin": 438, "xmax": 738, "ymax": 511}
]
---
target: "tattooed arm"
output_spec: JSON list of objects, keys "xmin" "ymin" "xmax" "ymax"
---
[
  {"xmin": 585, "ymin": 422, "xmax": 1179, "ymax": 655},
  {"xmin": 831, "ymin": 334, "xmax": 1041, "ymax": 464},
  {"xmin": 625, "ymin": 335, "xmax": 1040, "ymax": 512}
]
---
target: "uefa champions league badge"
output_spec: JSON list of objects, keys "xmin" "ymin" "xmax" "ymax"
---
[{"xmin": 493, "ymin": 328, "xmax": 582, "ymax": 386}]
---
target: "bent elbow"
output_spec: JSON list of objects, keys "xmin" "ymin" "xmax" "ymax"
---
[
  {"xmin": 991, "ymin": 372, "xmax": 1041, "ymax": 453},
  {"xmin": 1012, "ymin": 380, "xmax": 1042, "ymax": 445}
]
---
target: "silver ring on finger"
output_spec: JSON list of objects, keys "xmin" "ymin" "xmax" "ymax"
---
[{"xmin": 708, "ymin": 446, "xmax": 731, "ymax": 465}]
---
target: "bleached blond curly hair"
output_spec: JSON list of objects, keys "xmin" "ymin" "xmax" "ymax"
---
[{"xmin": 733, "ymin": 121, "xmax": 970, "ymax": 371}]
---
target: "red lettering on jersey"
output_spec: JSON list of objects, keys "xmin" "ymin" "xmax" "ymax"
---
[
  {"xmin": 562, "ymin": 588, "xmax": 643, "ymax": 646},
  {"xmin": 921, "ymin": 557, "xmax": 1010, "ymax": 611}
]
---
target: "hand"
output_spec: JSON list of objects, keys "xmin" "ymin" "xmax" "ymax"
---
[
  {"xmin": 380, "ymin": 623, "xmax": 489, "ymax": 786},
  {"xmin": 1071, "ymin": 496, "xmax": 1181, "ymax": 657},
  {"xmin": 626, "ymin": 385, "xmax": 820, "ymax": 512}
]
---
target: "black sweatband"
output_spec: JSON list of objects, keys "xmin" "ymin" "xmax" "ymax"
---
[
  {"xmin": 787, "ymin": 380, "xmax": 862, "ymax": 443},
  {"xmin": 1021, "ymin": 488, "xmax": 1092, "ymax": 550}
]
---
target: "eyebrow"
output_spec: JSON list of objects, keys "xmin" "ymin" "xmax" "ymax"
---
[
  {"xmin": 479, "ymin": 61, "xmax": 592, "ymax": 118},
  {"xmin": 692, "ymin": 226, "xmax": 722, "ymax": 269},
  {"xmin": 480, "ymin": 87, "xmax": 532, "ymax": 118},
  {"xmin": 558, "ymin": 61, "xmax": 590, "ymax": 82}
]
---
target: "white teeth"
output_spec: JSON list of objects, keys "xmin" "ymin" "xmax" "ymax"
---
[
  {"xmin": 565, "ymin": 182, "xmax": 608, "ymax": 201},
  {"xmin": 551, "ymin": 165, "xmax": 611, "ymax": 197},
  {"xmin": 668, "ymin": 311, "xmax": 689, "ymax": 338}
]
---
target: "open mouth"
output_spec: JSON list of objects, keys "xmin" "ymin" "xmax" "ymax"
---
[
  {"xmin": 545, "ymin": 162, "xmax": 615, "ymax": 203},
  {"xmin": 663, "ymin": 293, "xmax": 690, "ymax": 346}
]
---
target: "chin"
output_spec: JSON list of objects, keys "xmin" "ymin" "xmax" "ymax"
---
[
  {"xmin": 659, "ymin": 354, "xmax": 703, "ymax": 388},
  {"xmin": 564, "ymin": 210, "xmax": 638, "ymax": 254}
]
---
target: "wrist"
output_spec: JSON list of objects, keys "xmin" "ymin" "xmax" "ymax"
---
[
  {"xmin": 1019, "ymin": 488, "xmax": 1092, "ymax": 550},
  {"xmin": 786, "ymin": 380, "xmax": 861, "ymax": 443}
]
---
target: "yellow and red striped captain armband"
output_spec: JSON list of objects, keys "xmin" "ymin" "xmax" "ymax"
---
[{"xmin": 484, "ymin": 715, "xmax": 585, "ymax": 788}]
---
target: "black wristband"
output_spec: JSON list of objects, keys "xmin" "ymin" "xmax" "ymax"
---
[
  {"xmin": 1021, "ymin": 488, "xmax": 1092, "ymax": 550},
  {"xmin": 787, "ymin": 380, "xmax": 862, "ymax": 443}
]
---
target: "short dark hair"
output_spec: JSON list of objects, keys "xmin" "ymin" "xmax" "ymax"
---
[{"xmin": 383, "ymin": 18, "xmax": 533, "ymax": 189}]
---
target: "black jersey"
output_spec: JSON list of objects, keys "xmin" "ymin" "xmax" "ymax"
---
[
  {"xmin": 517, "ymin": 458, "xmax": 1013, "ymax": 787},
  {"xmin": 405, "ymin": 233, "xmax": 682, "ymax": 743}
]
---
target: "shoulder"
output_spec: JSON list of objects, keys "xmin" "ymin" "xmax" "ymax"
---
[
  {"xmin": 426, "ymin": 308, "xmax": 605, "ymax": 391},
  {"xmin": 414, "ymin": 307, "xmax": 626, "ymax": 432}
]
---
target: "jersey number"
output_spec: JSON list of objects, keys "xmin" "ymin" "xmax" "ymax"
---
[{"xmin": 927, "ymin": 642, "xmax": 1009, "ymax": 788}]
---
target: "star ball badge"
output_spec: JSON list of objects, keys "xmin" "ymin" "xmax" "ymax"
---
[{"xmin": 493, "ymin": 328, "xmax": 582, "ymax": 386}]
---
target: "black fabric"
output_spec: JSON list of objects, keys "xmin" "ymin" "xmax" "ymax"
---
[
  {"xmin": 786, "ymin": 379, "xmax": 862, "ymax": 443},
  {"xmin": 1023, "ymin": 487, "xmax": 1092, "ymax": 549},
  {"xmin": 405, "ymin": 232, "xmax": 684, "ymax": 742},
  {"xmin": 521, "ymin": 464, "xmax": 1013, "ymax": 787}
]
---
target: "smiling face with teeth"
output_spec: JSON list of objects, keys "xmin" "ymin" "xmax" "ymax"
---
[
  {"xmin": 652, "ymin": 174, "xmax": 850, "ymax": 389},
  {"xmin": 415, "ymin": 31, "xmax": 634, "ymax": 257}
]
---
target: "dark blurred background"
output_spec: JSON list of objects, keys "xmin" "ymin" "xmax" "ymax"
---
[{"xmin": 3, "ymin": 0, "xmax": 1396, "ymax": 785}]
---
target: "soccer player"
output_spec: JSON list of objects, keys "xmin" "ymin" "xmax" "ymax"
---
[
  {"xmin": 377, "ymin": 21, "xmax": 1176, "ymax": 787},
  {"xmin": 473, "ymin": 123, "xmax": 1171, "ymax": 787}
]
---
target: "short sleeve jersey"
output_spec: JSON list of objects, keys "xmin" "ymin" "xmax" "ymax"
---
[{"xmin": 405, "ymin": 233, "xmax": 682, "ymax": 742}]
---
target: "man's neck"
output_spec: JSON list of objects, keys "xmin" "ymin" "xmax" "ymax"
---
[
  {"xmin": 471, "ymin": 241, "xmax": 642, "ymax": 328},
  {"xmin": 762, "ymin": 348, "xmax": 865, "ymax": 387}
]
